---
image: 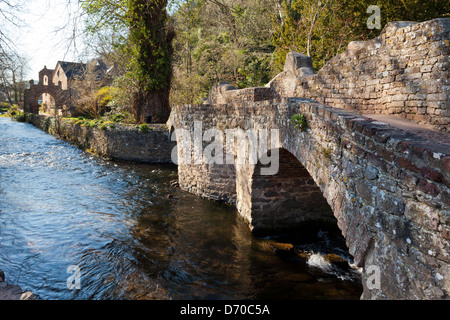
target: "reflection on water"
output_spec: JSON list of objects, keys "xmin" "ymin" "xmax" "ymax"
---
[{"xmin": 0, "ymin": 118, "xmax": 362, "ymax": 300}]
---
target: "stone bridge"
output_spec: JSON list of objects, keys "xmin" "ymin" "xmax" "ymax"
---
[{"xmin": 168, "ymin": 19, "xmax": 450, "ymax": 300}]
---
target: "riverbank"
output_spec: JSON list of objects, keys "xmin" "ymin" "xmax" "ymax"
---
[
  {"xmin": 0, "ymin": 269, "xmax": 35, "ymax": 300},
  {"xmin": 23, "ymin": 113, "xmax": 176, "ymax": 164}
]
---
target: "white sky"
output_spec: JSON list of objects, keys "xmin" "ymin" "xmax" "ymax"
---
[{"xmin": 16, "ymin": 0, "xmax": 86, "ymax": 80}]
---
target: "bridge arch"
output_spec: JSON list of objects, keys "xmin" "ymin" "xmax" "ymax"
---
[
  {"xmin": 246, "ymin": 147, "xmax": 336, "ymax": 236},
  {"xmin": 24, "ymin": 82, "xmax": 68, "ymax": 115},
  {"xmin": 23, "ymin": 66, "xmax": 70, "ymax": 115}
]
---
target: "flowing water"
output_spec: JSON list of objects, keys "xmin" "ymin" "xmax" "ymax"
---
[{"xmin": 0, "ymin": 117, "xmax": 362, "ymax": 300}]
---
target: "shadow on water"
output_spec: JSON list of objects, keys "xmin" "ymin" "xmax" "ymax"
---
[{"xmin": 0, "ymin": 118, "xmax": 362, "ymax": 300}]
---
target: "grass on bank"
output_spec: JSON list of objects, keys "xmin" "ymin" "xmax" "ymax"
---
[
  {"xmin": 2, "ymin": 104, "xmax": 167, "ymax": 133},
  {"xmin": 0, "ymin": 102, "xmax": 10, "ymax": 115},
  {"xmin": 1, "ymin": 104, "xmax": 26, "ymax": 121},
  {"xmin": 61, "ymin": 114, "xmax": 160, "ymax": 133}
]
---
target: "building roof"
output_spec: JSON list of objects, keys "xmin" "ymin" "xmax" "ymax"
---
[
  {"xmin": 56, "ymin": 61, "xmax": 87, "ymax": 80},
  {"xmin": 55, "ymin": 59, "xmax": 109, "ymax": 81}
]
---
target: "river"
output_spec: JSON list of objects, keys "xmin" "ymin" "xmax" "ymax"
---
[{"xmin": 0, "ymin": 117, "xmax": 362, "ymax": 300}]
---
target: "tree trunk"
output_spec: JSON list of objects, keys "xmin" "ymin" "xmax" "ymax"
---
[
  {"xmin": 128, "ymin": 0, "xmax": 174, "ymax": 125},
  {"xmin": 133, "ymin": 88, "xmax": 171, "ymax": 124},
  {"xmin": 12, "ymin": 70, "xmax": 18, "ymax": 104}
]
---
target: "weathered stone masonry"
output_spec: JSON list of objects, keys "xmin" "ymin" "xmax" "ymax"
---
[
  {"xmin": 23, "ymin": 67, "xmax": 70, "ymax": 115},
  {"xmin": 170, "ymin": 96, "xmax": 450, "ymax": 300},
  {"xmin": 27, "ymin": 114, "xmax": 175, "ymax": 163},
  {"xmin": 269, "ymin": 19, "xmax": 450, "ymax": 132}
]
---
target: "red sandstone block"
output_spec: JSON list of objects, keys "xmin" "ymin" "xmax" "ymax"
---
[
  {"xmin": 427, "ymin": 93, "xmax": 447, "ymax": 101},
  {"xmin": 398, "ymin": 157, "xmax": 420, "ymax": 173},
  {"xmin": 443, "ymin": 156, "xmax": 450, "ymax": 172},
  {"xmin": 351, "ymin": 145, "xmax": 366, "ymax": 158},
  {"xmin": 411, "ymin": 144, "xmax": 428, "ymax": 159},
  {"xmin": 400, "ymin": 141, "xmax": 413, "ymax": 153},
  {"xmin": 362, "ymin": 125, "xmax": 379, "ymax": 136},
  {"xmin": 373, "ymin": 130, "xmax": 396, "ymax": 144},
  {"xmin": 444, "ymin": 179, "xmax": 450, "ymax": 189},
  {"xmin": 406, "ymin": 100, "xmax": 424, "ymax": 107},
  {"xmin": 419, "ymin": 167, "xmax": 444, "ymax": 183},
  {"xmin": 366, "ymin": 152, "xmax": 383, "ymax": 167},
  {"xmin": 414, "ymin": 114, "xmax": 432, "ymax": 123},
  {"xmin": 352, "ymin": 120, "xmax": 371, "ymax": 133},
  {"xmin": 442, "ymin": 228, "xmax": 450, "ymax": 241},
  {"xmin": 417, "ymin": 179, "xmax": 441, "ymax": 197},
  {"xmin": 390, "ymin": 101, "xmax": 405, "ymax": 107}
]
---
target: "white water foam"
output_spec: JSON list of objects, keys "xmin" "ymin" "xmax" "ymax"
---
[
  {"xmin": 307, "ymin": 253, "xmax": 332, "ymax": 271},
  {"xmin": 306, "ymin": 252, "xmax": 362, "ymax": 282}
]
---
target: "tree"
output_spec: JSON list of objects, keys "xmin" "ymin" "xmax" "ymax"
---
[
  {"xmin": 72, "ymin": 60, "xmax": 112, "ymax": 119},
  {"xmin": 272, "ymin": 0, "xmax": 364, "ymax": 72},
  {"xmin": 0, "ymin": 0, "xmax": 28, "ymax": 105},
  {"xmin": 82, "ymin": 0, "xmax": 175, "ymax": 124},
  {"xmin": 170, "ymin": 0, "xmax": 275, "ymax": 105},
  {"xmin": 0, "ymin": 54, "xmax": 27, "ymax": 105}
]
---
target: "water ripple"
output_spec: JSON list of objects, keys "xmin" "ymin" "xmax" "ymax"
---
[{"xmin": 0, "ymin": 118, "xmax": 361, "ymax": 300}]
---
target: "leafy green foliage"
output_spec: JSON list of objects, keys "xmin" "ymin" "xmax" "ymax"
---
[
  {"xmin": 272, "ymin": 0, "xmax": 367, "ymax": 72},
  {"xmin": 139, "ymin": 123, "xmax": 149, "ymax": 133},
  {"xmin": 272, "ymin": 0, "xmax": 450, "ymax": 72},
  {"xmin": 291, "ymin": 113, "xmax": 307, "ymax": 131},
  {"xmin": 170, "ymin": 0, "xmax": 274, "ymax": 105}
]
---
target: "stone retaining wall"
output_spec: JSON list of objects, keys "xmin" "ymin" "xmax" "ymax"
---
[{"xmin": 27, "ymin": 114, "xmax": 176, "ymax": 163}]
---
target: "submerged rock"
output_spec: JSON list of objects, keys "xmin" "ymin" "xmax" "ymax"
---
[
  {"xmin": 324, "ymin": 253, "xmax": 348, "ymax": 264},
  {"xmin": 0, "ymin": 269, "xmax": 35, "ymax": 300}
]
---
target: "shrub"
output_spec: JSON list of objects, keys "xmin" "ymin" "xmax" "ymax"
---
[
  {"xmin": 15, "ymin": 112, "xmax": 26, "ymax": 122},
  {"xmin": 291, "ymin": 113, "xmax": 308, "ymax": 131},
  {"xmin": 6, "ymin": 104, "xmax": 20, "ymax": 117},
  {"xmin": 139, "ymin": 123, "xmax": 149, "ymax": 133},
  {"xmin": 110, "ymin": 113, "xmax": 125, "ymax": 123}
]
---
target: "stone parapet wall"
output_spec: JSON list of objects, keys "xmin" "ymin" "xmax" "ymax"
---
[
  {"xmin": 206, "ymin": 83, "xmax": 278, "ymax": 106},
  {"xmin": 28, "ymin": 114, "xmax": 175, "ymax": 163},
  {"xmin": 268, "ymin": 19, "xmax": 450, "ymax": 132}
]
